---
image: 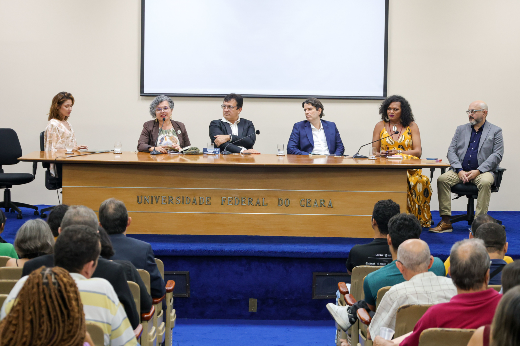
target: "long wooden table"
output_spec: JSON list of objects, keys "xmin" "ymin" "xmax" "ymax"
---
[{"xmin": 20, "ymin": 151, "xmax": 449, "ymax": 238}]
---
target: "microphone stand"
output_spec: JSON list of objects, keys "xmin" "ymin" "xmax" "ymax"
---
[
  {"xmin": 353, "ymin": 131, "xmax": 398, "ymax": 158},
  {"xmin": 150, "ymin": 117, "xmax": 166, "ymax": 155}
]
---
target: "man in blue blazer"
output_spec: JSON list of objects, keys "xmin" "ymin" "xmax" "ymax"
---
[
  {"xmin": 99, "ymin": 198, "xmax": 166, "ymax": 300},
  {"xmin": 430, "ymin": 100, "xmax": 504, "ymax": 233},
  {"xmin": 287, "ymin": 98, "xmax": 344, "ymax": 156}
]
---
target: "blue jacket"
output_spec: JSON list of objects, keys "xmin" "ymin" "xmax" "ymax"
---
[{"xmin": 287, "ymin": 120, "xmax": 344, "ymax": 155}]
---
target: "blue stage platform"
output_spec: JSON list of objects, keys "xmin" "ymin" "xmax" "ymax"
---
[{"xmin": 2, "ymin": 207, "xmax": 518, "ymax": 320}]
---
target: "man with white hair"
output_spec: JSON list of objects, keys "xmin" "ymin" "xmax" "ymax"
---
[
  {"xmin": 430, "ymin": 100, "xmax": 503, "ymax": 233},
  {"xmin": 366, "ymin": 239, "xmax": 456, "ymax": 339}
]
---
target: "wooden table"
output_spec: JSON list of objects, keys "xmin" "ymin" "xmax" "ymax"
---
[{"xmin": 20, "ymin": 151, "xmax": 449, "ymax": 238}]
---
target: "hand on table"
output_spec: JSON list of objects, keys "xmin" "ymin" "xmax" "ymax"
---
[
  {"xmin": 242, "ymin": 149, "xmax": 260, "ymax": 154},
  {"xmin": 75, "ymin": 145, "xmax": 88, "ymax": 150},
  {"xmin": 169, "ymin": 144, "xmax": 182, "ymax": 152},
  {"xmin": 214, "ymin": 135, "xmax": 231, "ymax": 147},
  {"xmin": 149, "ymin": 146, "xmax": 168, "ymax": 154}
]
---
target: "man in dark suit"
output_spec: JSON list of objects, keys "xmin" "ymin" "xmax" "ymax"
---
[
  {"xmin": 22, "ymin": 206, "xmax": 140, "ymax": 329},
  {"xmin": 430, "ymin": 100, "xmax": 504, "ymax": 233},
  {"xmin": 209, "ymin": 93, "xmax": 259, "ymax": 154},
  {"xmin": 99, "ymin": 198, "xmax": 166, "ymax": 300}
]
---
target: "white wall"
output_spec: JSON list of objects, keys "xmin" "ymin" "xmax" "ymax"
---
[{"xmin": 0, "ymin": 0, "xmax": 518, "ymax": 211}]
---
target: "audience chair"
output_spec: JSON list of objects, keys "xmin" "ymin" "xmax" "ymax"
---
[
  {"xmin": 337, "ymin": 266, "xmax": 383, "ymax": 346},
  {"xmin": 418, "ymin": 328, "xmax": 475, "ymax": 346},
  {"xmin": 0, "ymin": 128, "xmax": 39, "ymax": 219},
  {"xmin": 154, "ymin": 258, "xmax": 177, "ymax": 346},
  {"xmin": 39, "ymin": 131, "xmax": 62, "ymax": 218},
  {"xmin": 0, "ymin": 294, "xmax": 7, "ymax": 308},
  {"xmin": 0, "ymin": 256, "xmax": 11, "ymax": 267},
  {"xmin": 357, "ymin": 286, "xmax": 391, "ymax": 346},
  {"xmin": 0, "ymin": 267, "xmax": 23, "ymax": 280},
  {"xmin": 489, "ymin": 285, "xmax": 501, "ymax": 292},
  {"xmin": 138, "ymin": 269, "xmax": 165, "ymax": 344},
  {"xmin": 449, "ymin": 168, "xmax": 506, "ymax": 225},
  {"xmin": 128, "ymin": 281, "xmax": 156, "ymax": 346},
  {"xmin": 86, "ymin": 323, "xmax": 106, "ymax": 346},
  {"xmin": 0, "ymin": 280, "xmax": 18, "ymax": 295},
  {"xmin": 394, "ymin": 304, "xmax": 432, "ymax": 338}
]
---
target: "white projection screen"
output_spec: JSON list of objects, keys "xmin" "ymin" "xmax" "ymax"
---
[{"xmin": 141, "ymin": 0, "xmax": 388, "ymax": 99}]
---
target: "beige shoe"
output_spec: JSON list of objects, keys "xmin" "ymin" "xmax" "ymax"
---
[{"xmin": 429, "ymin": 221, "xmax": 453, "ymax": 233}]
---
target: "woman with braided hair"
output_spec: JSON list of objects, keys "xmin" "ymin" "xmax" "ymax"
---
[{"xmin": 0, "ymin": 266, "xmax": 93, "ymax": 346}]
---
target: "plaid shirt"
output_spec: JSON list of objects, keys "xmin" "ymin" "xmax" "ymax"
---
[{"xmin": 368, "ymin": 271, "xmax": 457, "ymax": 338}]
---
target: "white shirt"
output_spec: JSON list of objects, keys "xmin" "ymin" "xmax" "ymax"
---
[
  {"xmin": 310, "ymin": 121, "xmax": 329, "ymax": 155},
  {"xmin": 368, "ymin": 271, "xmax": 457, "ymax": 338},
  {"xmin": 221, "ymin": 116, "xmax": 245, "ymax": 152}
]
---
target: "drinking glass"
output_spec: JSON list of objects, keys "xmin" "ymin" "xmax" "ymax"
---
[
  {"xmin": 277, "ymin": 144, "xmax": 285, "ymax": 156},
  {"xmin": 114, "ymin": 141, "xmax": 122, "ymax": 154}
]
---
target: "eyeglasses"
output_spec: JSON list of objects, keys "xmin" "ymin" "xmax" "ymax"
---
[
  {"xmin": 156, "ymin": 107, "xmax": 170, "ymax": 112},
  {"xmin": 221, "ymin": 104, "xmax": 237, "ymax": 110},
  {"xmin": 466, "ymin": 109, "xmax": 484, "ymax": 114}
]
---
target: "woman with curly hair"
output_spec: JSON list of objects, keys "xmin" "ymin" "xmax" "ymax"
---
[
  {"xmin": 371, "ymin": 95, "xmax": 432, "ymax": 227},
  {"xmin": 137, "ymin": 95, "xmax": 191, "ymax": 153},
  {"xmin": 0, "ymin": 266, "xmax": 93, "ymax": 346}
]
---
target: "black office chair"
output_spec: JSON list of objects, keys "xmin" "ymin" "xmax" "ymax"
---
[
  {"xmin": 0, "ymin": 128, "xmax": 39, "ymax": 219},
  {"xmin": 450, "ymin": 167, "xmax": 506, "ymax": 225},
  {"xmin": 39, "ymin": 131, "xmax": 62, "ymax": 218}
]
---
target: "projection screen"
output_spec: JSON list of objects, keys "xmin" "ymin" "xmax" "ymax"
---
[{"xmin": 141, "ymin": 0, "xmax": 388, "ymax": 99}]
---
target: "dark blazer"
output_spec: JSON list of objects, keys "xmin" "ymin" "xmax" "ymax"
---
[
  {"xmin": 22, "ymin": 255, "xmax": 140, "ymax": 329},
  {"xmin": 447, "ymin": 121, "xmax": 503, "ymax": 175},
  {"xmin": 209, "ymin": 118, "xmax": 256, "ymax": 153},
  {"xmin": 114, "ymin": 259, "xmax": 153, "ymax": 314},
  {"xmin": 109, "ymin": 234, "xmax": 166, "ymax": 300},
  {"xmin": 137, "ymin": 119, "xmax": 191, "ymax": 152},
  {"xmin": 287, "ymin": 120, "xmax": 344, "ymax": 156}
]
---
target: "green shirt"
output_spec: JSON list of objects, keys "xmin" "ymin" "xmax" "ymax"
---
[
  {"xmin": 363, "ymin": 257, "xmax": 446, "ymax": 306},
  {"xmin": 0, "ymin": 243, "xmax": 18, "ymax": 259}
]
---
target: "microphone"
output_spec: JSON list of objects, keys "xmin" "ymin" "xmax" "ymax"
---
[
  {"xmin": 150, "ymin": 116, "xmax": 166, "ymax": 155},
  {"xmin": 221, "ymin": 130, "xmax": 260, "ymax": 155},
  {"xmin": 353, "ymin": 130, "xmax": 399, "ymax": 158}
]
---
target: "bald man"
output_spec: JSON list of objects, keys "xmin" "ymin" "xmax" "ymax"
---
[
  {"xmin": 328, "ymin": 240, "xmax": 457, "ymax": 338},
  {"xmin": 430, "ymin": 101, "xmax": 504, "ymax": 233}
]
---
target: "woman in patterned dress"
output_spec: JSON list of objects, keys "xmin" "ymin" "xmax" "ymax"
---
[
  {"xmin": 44, "ymin": 92, "xmax": 88, "ymax": 176},
  {"xmin": 371, "ymin": 95, "xmax": 432, "ymax": 227}
]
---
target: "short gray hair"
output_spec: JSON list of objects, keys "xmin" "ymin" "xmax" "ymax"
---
[
  {"xmin": 60, "ymin": 205, "xmax": 98, "ymax": 231},
  {"xmin": 14, "ymin": 219, "xmax": 54, "ymax": 258},
  {"xmin": 149, "ymin": 95, "xmax": 174, "ymax": 117},
  {"xmin": 397, "ymin": 239, "xmax": 431, "ymax": 272},
  {"xmin": 450, "ymin": 238, "xmax": 490, "ymax": 290}
]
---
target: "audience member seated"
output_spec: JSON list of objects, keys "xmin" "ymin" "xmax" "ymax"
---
[
  {"xmin": 473, "ymin": 223, "xmax": 508, "ymax": 285},
  {"xmin": 6, "ymin": 219, "xmax": 54, "ymax": 268},
  {"xmin": 444, "ymin": 214, "xmax": 512, "ymax": 274},
  {"xmin": 1, "ymin": 226, "xmax": 137, "ymax": 346},
  {"xmin": 346, "ymin": 199, "xmax": 400, "ymax": 274},
  {"xmin": 46, "ymin": 204, "xmax": 69, "ymax": 239},
  {"xmin": 99, "ymin": 198, "xmax": 166, "ymax": 300},
  {"xmin": 0, "ymin": 210, "xmax": 18, "ymax": 258},
  {"xmin": 99, "ymin": 226, "xmax": 153, "ymax": 314},
  {"xmin": 331, "ymin": 239, "xmax": 457, "ymax": 338},
  {"xmin": 374, "ymin": 238, "xmax": 502, "ymax": 346},
  {"xmin": 467, "ymin": 260, "xmax": 520, "ymax": 346},
  {"xmin": 363, "ymin": 214, "xmax": 445, "ymax": 312},
  {"xmin": 0, "ymin": 266, "xmax": 94, "ymax": 345},
  {"xmin": 22, "ymin": 205, "xmax": 140, "ymax": 330}
]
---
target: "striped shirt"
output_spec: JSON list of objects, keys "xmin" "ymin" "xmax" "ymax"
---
[{"xmin": 1, "ymin": 273, "xmax": 137, "ymax": 346}]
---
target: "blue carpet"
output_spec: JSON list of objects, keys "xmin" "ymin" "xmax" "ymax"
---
[{"xmin": 171, "ymin": 319, "xmax": 333, "ymax": 346}]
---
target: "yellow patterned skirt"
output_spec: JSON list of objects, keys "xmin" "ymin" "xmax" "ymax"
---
[{"xmin": 406, "ymin": 167, "xmax": 432, "ymax": 227}]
